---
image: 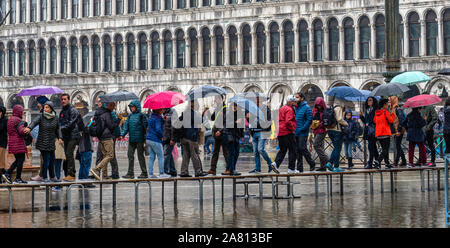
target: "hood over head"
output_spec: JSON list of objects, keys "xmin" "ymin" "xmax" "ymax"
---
[
  {"xmin": 128, "ymin": 99, "xmax": 142, "ymax": 113},
  {"xmin": 12, "ymin": 105, "xmax": 24, "ymax": 118}
]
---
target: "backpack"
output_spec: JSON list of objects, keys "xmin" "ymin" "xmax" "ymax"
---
[
  {"xmin": 88, "ymin": 114, "xmax": 104, "ymax": 138},
  {"xmin": 17, "ymin": 121, "xmax": 33, "ymax": 146},
  {"xmin": 322, "ymin": 106, "xmax": 337, "ymax": 129}
]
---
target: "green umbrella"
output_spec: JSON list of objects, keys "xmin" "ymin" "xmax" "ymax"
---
[{"xmin": 390, "ymin": 71, "xmax": 431, "ymax": 86}]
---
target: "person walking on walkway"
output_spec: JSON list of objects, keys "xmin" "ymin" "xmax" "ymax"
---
[
  {"xmin": 120, "ymin": 100, "xmax": 148, "ymax": 179},
  {"xmin": 421, "ymin": 104, "xmax": 438, "ymax": 167},
  {"xmin": 59, "ymin": 93, "xmax": 83, "ymax": 181},
  {"xmin": 248, "ymin": 96, "xmax": 273, "ymax": 174},
  {"xmin": 294, "ymin": 92, "xmax": 315, "ymax": 172},
  {"xmin": 25, "ymin": 101, "xmax": 62, "ymax": 182},
  {"xmin": 222, "ymin": 103, "xmax": 245, "ymax": 176},
  {"xmin": 311, "ymin": 97, "xmax": 329, "ymax": 171},
  {"xmin": 405, "ymin": 107, "xmax": 427, "ymax": 167},
  {"xmin": 360, "ymin": 96, "xmax": 379, "ymax": 169},
  {"xmin": 342, "ymin": 110, "xmax": 359, "ymax": 169},
  {"xmin": 163, "ymin": 108, "xmax": 177, "ymax": 177},
  {"xmin": 0, "ymin": 106, "xmax": 8, "ymax": 181},
  {"xmin": 78, "ymin": 125, "xmax": 93, "ymax": 180},
  {"xmin": 146, "ymin": 109, "xmax": 170, "ymax": 178},
  {"xmin": 90, "ymin": 102, "xmax": 120, "ymax": 180},
  {"xmin": 30, "ymin": 95, "xmax": 49, "ymax": 182},
  {"xmin": 390, "ymin": 96, "xmax": 407, "ymax": 167},
  {"xmin": 3, "ymin": 105, "xmax": 28, "ymax": 184},
  {"xmin": 325, "ymin": 98, "xmax": 348, "ymax": 171},
  {"xmin": 207, "ymin": 96, "xmax": 229, "ymax": 175},
  {"xmin": 373, "ymin": 99, "xmax": 395, "ymax": 169},
  {"xmin": 271, "ymin": 95, "xmax": 298, "ymax": 174}
]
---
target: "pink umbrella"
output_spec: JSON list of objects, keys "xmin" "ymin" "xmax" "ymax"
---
[
  {"xmin": 143, "ymin": 91, "xmax": 185, "ymax": 109},
  {"xmin": 403, "ymin": 94, "xmax": 442, "ymax": 108}
]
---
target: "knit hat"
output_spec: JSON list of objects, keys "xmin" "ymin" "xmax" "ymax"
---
[
  {"xmin": 286, "ymin": 95, "xmax": 297, "ymax": 103},
  {"xmin": 37, "ymin": 96, "xmax": 50, "ymax": 106},
  {"xmin": 44, "ymin": 100, "xmax": 55, "ymax": 112}
]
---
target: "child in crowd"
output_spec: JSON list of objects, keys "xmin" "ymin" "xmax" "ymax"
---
[{"xmin": 343, "ymin": 110, "xmax": 359, "ymax": 169}]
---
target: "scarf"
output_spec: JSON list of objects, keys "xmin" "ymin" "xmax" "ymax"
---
[{"xmin": 43, "ymin": 111, "xmax": 56, "ymax": 120}]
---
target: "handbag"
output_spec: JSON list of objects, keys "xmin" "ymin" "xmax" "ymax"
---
[{"xmin": 310, "ymin": 120, "xmax": 320, "ymax": 130}]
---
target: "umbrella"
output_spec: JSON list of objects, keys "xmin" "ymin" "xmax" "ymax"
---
[
  {"xmin": 370, "ymin": 83, "xmax": 410, "ymax": 97},
  {"xmin": 403, "ymin": 94, "xmax": 442, "ymax": 109},
  {"xmin": 228, "ymin": 96, "xmax": 265, "ymax": 121},
  {"xmin": 100, "ymin": 90, "xmax": 139, "ymax": 102},
  {"xmin": 235, "ymin": 92, "xmax": 269, "ymax": 101},
  {"xmin": 186, "ymin": 85, "xmax": 227, "ymax": 101},
  {"xmin": 325, "ymin": 86, "xmax": 365, "ymax": 100},
  {"xmin": 390, "ymin": 71, "xmax": 431, "ymax": 86},
  {"xmin": 17, "ymin": 85, "xmax": 64, "ymax": 96},
  {"xmin": 438, "ymin": 68, "xmax": 450, "ymax": 76},
  {"xmin": 82, "ymin": 112, "xmax": 95, "ymax": 126},
  {"xmin": 343, "ymin": 90, "xmax": 381, "ymax": 102},
  {"xmin": 143, "ymin": 91, "xmax": 185, "ymax": 109}
]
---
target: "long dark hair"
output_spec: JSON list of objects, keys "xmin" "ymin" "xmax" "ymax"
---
[{"xmin": 364, "ymin": 96, "xmax": 378, "ymax": 111}]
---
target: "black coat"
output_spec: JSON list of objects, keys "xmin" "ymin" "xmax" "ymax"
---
[
  {"xmin": 444, "ymin": 106, "xmax": 450, "ymax": 134},
  {"xmin": 223, "ymin": 109, "xmax": 245, "ymax": 142},
  {"xmin": 406, "ymin": 110, "xmax": 426, "ymax": 143},
  {"xmin": 59, "ymin": 104, "xmax": 83, "ymax": 140},
  {"xmin": 361, "ymin": 107, "xmax": 376, "ymax": 140},
  {"xmin": 29, "ymin": 112, "xmax": 62, "ymax": 151},
  {"xmin": 95, "ymin": 107, "xmax": 120, "ymax": 141},
  {"xmin": 0, "ymin": 106, "xmax": 7, "ymax": 148},
  {"xmin": 162, "ymin": 109, "xmax": 174, "ymax": 144}
]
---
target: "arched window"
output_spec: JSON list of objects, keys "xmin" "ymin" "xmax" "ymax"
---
[
  {"xmin": 328, "ymin": 17, "xmax": 339, "ymax": 61},
  {"xmin": 19, "ymin": 0, "xmax": 26, "ymax": 23},
  {"xmin": 215, "ymin": 0, "xmax": 222, "ymax": 5},
  {"xmin": 83, "ymin": 0, "xmax": 89, "ymax": 17},
  {"xmin": 94, "ymin": 0, "xmax": 100, "ymax": 16},
  {"xmin": 202, "ymin": 0, "xmax": 209, "ymax": 7},
  {"xmin": 298, "ymin": 20, "xmax": 308, "ymax": 62},
  {"xmin": 228, "ymin": 26, "xmax": 237, "ymax": 65},
  {"xmin": 10, "ymin": 0, "xmax": 15, "ymax": 24},
  {"xmin": 138, "ymin": 33, "xmax": 147, "ymax": 70},
  {"xmin": 176, "ymin": 30, "xmax": 185, "ymax": 68},
  {"xmin": 8, "ymin": 94, "xmax": 24, "ymax": 109},
  {"xmin": 116, "ymin": 0, "xmax": 123, "ymax": 14},
  {"xmin": 399, "ymin": 14, "xmax": 404, "ymax": 56},
  {"xmin": 49, "ymin": 39, "xmax": 56, "ymax": 74},
  {"xmin": 92, "ymin": 36, "xmax": 100, "ymax": 72},
  {"xmin": 51, "ymin": 0, "xmax": 57, "ymax": 20},
  {"xmin": 126, "ymin": 34, "xmax": 135, "ymax": 71},
  {"xmin": 105, "ymin": 0, "xmax": 112, "ymax": 15},
  {"xmin": 0, "ymin": 43, "xmax": 4, "ymax": 76},
  {"xmin": 426, "ymin": 10, "xmax": 437, "ymax": 56},
  {"xmin": 163, "ymin": 31, "xmax": 172, "ymax": 69},
  {"xmin": 8, "ymin": 42, "xmax": 15, "ymax": 76},
  {"xmin": 343, "ymin": 17, "xmax": 354, "ymax": 60},
  {"xmin": 189, "ymin": 29, "xmax": 197, "ymax": 67},
  {"xmin": 18, "ymin": 41, "xmax": 25, "ymax": 75},
  {"xmin": 28, "ymin": 41, "xmax": 35, "ymax": 75},
  {"xmin": 61, "ymin": 0, "xmax": 68, "ymax": 19},
  {"xmin": 375, "ymin": 14, "xmax": 385, "ymax": 58},
  {"xmin": 283, "ymin": 21, "xmax": 294, "ymax": 63},
  {"xmin": 313, "ymin": 19, "xmax": 323, "ymax": 61},
  {"xmin": 38, "ymin": 40, "xmax": 45, "ymax": 74},
  {"xmin": 165, "ymin": 0, "xmax": 171, "ymax": 9},
  {"xmin": 242, "ymin": 25, "xmax": 251, "ymax": 65},
  {"xmin": 445, "ymin": 9, "xmax": 450, "ymax": 55},
  {"xmin": 30, "ymin": 0, "xmax": 37, "ymax": 22},
  {"xmin": 114, "ymin": 35, "xmax": 123, "ymax": 71},
  {"xmin": 270, "ymin": 22, "xmax": 280, "ymax": 63},
  {"xmin": 81, "ymin": 36, "xmax": 89, "ymax": 73},
  {"xmin": 70, "ymin": 38, "xmax": 77, "ymax": 73},
  {"xmin": 359, "ymin": 16, "xmax": 370, "ymax": 59},
  {"xmin": 128, "ymin": 0, "xmax": 135, "ymax": 13},
  {"xmin": 60, "ymin": 38, "xmax": 67, "ymax": 74},
  {"xmin": 408, "ymin": 12, "xmax": 420, "ymax": 57},
  {"xmin": 141, "ymin": 0, "xmax": 148, "ymax": 12},
  {"xmin": 72, "ymin": 0, "xmax": 78, "ymax": 17},
  {"xmin": 177, "ymin": 0, "xmax": 185, "ymax": 8},
  {"xmin": 40, "ymin": 0, "xmax": 46, "ymax": 20},
  {"xmin": 215, "ymin": 27, "xmax": 224, "ymax": 66},
  {"xmin": 104, "ymin": 36, "xmax": 112, "ymax": 72},
  {"xmin": 256, "ymin": 23, "xmax": 265, "ymax": 64},
  {"xmin": 202, "ymin": 28, "xmax": 210, "ymax": 67},
  {"xmin": 151, "ymin": 32, "xmax": 159, "ymax": 69},
  {"xmin": 190, "ymin": 0, "xmax": 197, "ymax": 8}
]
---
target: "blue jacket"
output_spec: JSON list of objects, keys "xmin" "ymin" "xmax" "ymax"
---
[
  {"xmin": 146, "ymin": 113, "xmax": 164, "ymax": 143},
  {"xmin": 294, "ymin": 101, "xmax": 312, "ymax": 137},
  {"xmin": 406, "ymin": 110, "xmax": 426, "ymax": 143},
  {"xmin": 121, "ymin": 100, "xmax": 148, "ymax": 143},
  {"xmin": 343, "ymin": 111, "xmax": 359, "ymax": 142}
]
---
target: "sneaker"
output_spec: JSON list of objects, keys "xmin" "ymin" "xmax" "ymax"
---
[
  {"xmin": 2, "ymin": 174, "xmax": 11, "ymax": 184},
  {"xmin": 31, "ymin": 175, "xmax": 43, "ymax": 182},
  {"xmin": 270, "ymin": 162, "xmax": 280, "ymax": 174},
  {"xmin": 159, "ymin": 174, "xmax": 171, "ymax": 179},
  {"xmin": 408, "ymin": 163, "xmax": 416, "ymax": 168},
  {"xmin": 425, "ymin": 162, "xmax": 435, "ymax": 167},
  {"xmin": 122, "ymin": 174, "xmax": 134, "ymax": 179},
  {"xmin": 325, "ymin": 162, "xmax": 334, "ymax": 171},
  {"xmin": 62, "ymin": 175, "xmax": 76, "ymax": 182},
  {"xmin": 294, "ymin": 170, "xmax": 301, "ymax": 174},
  {"xmin": 179, "ymin": 174, "xmax": 192, "ymax": 177},
  {"xmin": 385, "ymin": 164, "xmax": 393, "ymax": 169},
  {"xmin": 42, "ymin": 178, "xmax": 51, "ymax": 183},
  {"xmin": 170, "ymin": 172, "xmax": 178, "ymax": 177},
  {"xmin": 207, "ymin": 170, "xmax": 216, "ymax": 175},
  {"xmin": 13, "ymin": 178, "xmax": 27, "ymax": 184},
  {"xmin": 222, "ymin": 170, "xmax": 231, "ymax": 175},
  {"xmin": 287, "ymin": 169, "xmax": 296, "ymax": 174},
  {"xmin": 90, "ymin": 169, "xmax": 101, "ymax": 181},
  {"xmin": 50, "ymin": 177, "xmax": 61, "ymax": 182},
  {"xmin": 268, "ymin": 166, "xmax": 273, "ymax": 173},
  {"xmin": 195, "ymin": 172, "xmax": 208, "ymax": 177},
  {"xmin": 149, "ymin": 174, "xmax": 158, "ymax": 179},
  {"xmin": 138, "ymin": 173, "xmax": 148, "ymax": 179},
  {"xmin": 315, "ymin": 166, "xmax": 327, "ymax": 171},
  {"xmin": 373, "ymin": 161, "xmax": 381, "ymax": 169},
  {"xmin": 332, "ymin": 167, "xmax": 345, "ymax": 172},
  {"xmin": 248, "ymin": 169, "xmax": 261, "ymax": 174},
  {"xmin": 230, "ymin": 171, "xmax": 241, "ymax": 176}
]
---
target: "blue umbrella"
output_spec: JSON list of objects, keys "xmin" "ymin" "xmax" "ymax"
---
[
  {"xmin": 186, "ymin": 85, "xmax": 228, "ymax": 101},
  {"xmin": 228, "ymin": 96, "xmax": 265, "ymax": 121},
  {"xmin": 325, "ymin": 86, "xmax": 365, "ymax": 100},
  {"xmin": 343, "ymin": 90, "xmax": 381, "ymax": 102}
]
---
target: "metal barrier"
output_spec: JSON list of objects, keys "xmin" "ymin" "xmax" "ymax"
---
[{"xmin": 444, "ymin": 155, "xmax": 450, "ymax": 227}]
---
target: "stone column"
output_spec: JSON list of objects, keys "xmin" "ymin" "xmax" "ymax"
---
[
  {"xmin": 57, "ymin": 0, "xmax": 62, "ymax": 19},
  {"xmin": 198, "ymin": 35, "xmax": 203, "ymax": 67},
  {"xmin": 123, "ymin": 40, "xmax": 128, "ymax": 70},
  {"xmin": 47, "ymin": 0, "xmax": 51, "ymax": 20},
  {"xmin": 100, "ymin": 43, "xmax": 104, "ymax": 71},
  {"xmin": 185, "ymin": 37, "xmax": 190, "ymax": 67},
  {"xmin": 251, "ymin": 31, "xmax": 256, "ymax": 64},
  {"xmin": 237, "ymin": 33, "xmax": 242, "ymax": 65},
  {"xmin": 25, "ymin": 47, "xmax": 29, "ymax": 75},
  {"xmin": 173, "ymin": 38, "xmax": 178, "ymax": 67},
  {"xmin": 159, "ymin": 38, "xmax": 164, "ymax": 68},
  {"xmin": 323, "ymin": 27, "xmax": 328, "ymax": 61},
  {"xmin": 211, "ymin": 0, "xmax": 215, "ymax": 6},
  {"xmin": 308, "ymin": 28, "xmax": 314, "ymax": 62},
  {"xmin": 68, "ymin": 0, "xmax": 72, "ymax": 18},
  {"xmin": 404, "ymin": 23, "xmax": 409, "ymax": 57},
  {"xmin": 211, "ymin": 35, "xmax": 216, "ymax": 66},
  {"xmin": 136, "ymin": 0, "xmax": 140, "ymax": 12},
  {"xmin": 37, "ymin": 0, "xmax": 41, "ymax": 21},
  {"xmin": 224, "ymin": 34, "xmax": 229, "ymax": 66},
  {"xmin": 89, "ymin": 0, "xmax": 93, "ymax": 16},
  {"xmin": 280, "ymin": 30, "xmax": 285, "ymax": 63},
  {"xmin": 161, "ymin": 0, "xmax": 165, "ymax": 10},
  {"xmin": 147, "ymin": 40, "xmax": 152, "ymax": 69},
  {"xmin": 56, "ymin": 45, "xmax": 60, "ymax": 73},
  {"xmin": 186, "ymin": 0, "xmax": 190, "ymax": 8},
  {"xmin": 89, "ymin": 44, "xmax": 93, "ymax": 72},
  {"xmin": 112, "ymin": 0, "xmax": 116, "ymax": 14},
  {"xmin": 265, "ymin": 30, "xmax": 270, "ymax": 64},
  {"xmin": 135, "ymin": 41, "xmax": 139, "ymax": 70},
  {"xmin": 354, "ymin": 26, "xmax": 360, "ymax": 60},
  {"xmin": 45, "ymin": 47, "xmax": 50, "ymax": 74},
  {"xmin": 79, "ymin": 0, "xmax": 83, "ymax": 17},
  {"xmin": 35, "ymin": 48, "xmax": 40, "ymax": 74},
  {"xmin": 339, "ymin": 26, "xmax": 344, "ymax": 61},
  {"xmin": 173, "ymin": 0, "xmax": 177, "ymax": 9},
  {"xmin": 420, "ymin": 20, "xmax": 426, "ymax": 56},
  {"xmin": 26, "ymin": 1, "xmax": 31, "ymax": 23},
  {"xmin": 149, "ymin": 0, "xmax": 153, "ymax": 11},
  {"xmin": 101, "ymin": 0, "xmax": 105, "ymax": 15},
  {"xmin": 438, "ymin": 18, "xmax": 443, "ymax": 56},
  {"xmin": 294, "ymin": 28, "xmax": 299, "ymax": 62},
  {"xmin": 6, "ymin": 0, "xmax": 10, "ymax": 24},
  {"xmin": 15, "ymin": 48, "xmax": 20, "ymax": 75},
  {"xmin": 112, "ymin": 43, "xmax": 116, "ymax": 71},
  {"xmin": 77, "ymin": 44, "xmax": 82, "ymax": 72},
  {"xmin": 16, "ymin": 0, "xmax": 20, "ymax": 23},
  {"xmin": 370, "ymin": 24, "xmax": 376, "ymax": 59}
]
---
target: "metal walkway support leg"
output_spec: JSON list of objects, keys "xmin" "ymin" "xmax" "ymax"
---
[
  {"xmin": 212, "ymin": 180, "xmax": 216, "ymax": 203},
  {"xmin": 173, "ymin": 181, "xmax": 177, "ymax": 205},
  {"xmin": 438, "ymin": 170, "xmax": 441, "ymax": 191},
  {"xmin": 314, "ymin": 175, "xmax": 319, "ymax": 197},
  {"xmin": 259, "ymin": 177, "xmax": 263, "ymax": 200},
  {"xmin": 232, "ymin": 178, "xmax": 236, "ymax": 202},
  {"xmin": 135, "ymin": 183, "xmax": 139, "ymax": 209},
  {"xmin": 271, "ymin": 176, "xmax": 275, "ymax": 200},
  {"xmin": 287, "ymin": 176, "xmax": 291, "ymax": 197},
  {"xmin": 444, "ymin": 155, "xmax": 450, "ymax": 227},
  {"xmin": 390, "ymin": 172, "xmax": 394, "ymax": 193},
  {"xmin": 421, "ymin": 170, "xmax": 425, "ymax": 192},
  {"xmin": 31, "ymin": 187, "xmax": 35, "ymax": 212},
  {"xmin": 45, "ymin": 186, "xmax": 49, "ymax": 212},
  {"xmin": 161, "ymin": 181, "xmax": 165, "ymax": 205},
  {"xmin": 221, "ymin": 178, "xmax": 224, "ymax": 203},
  {"xmin": 8, "ymin": 187, "xmax": 12, "ymax": 228},
  {"xmin": 380, "ymin": 172, "xmax": 384, "ymax": 193},
  {"xmin": 326, "ymin": 175, "xmax": 330, "ymax": 196},
  {"xmin": 330, "ymin": 175, "xmax": 333, "ymax": 195},
  {"xmin": 339, "ymin": 174, "xmax": 344, "ymax": 196},
  {"xmin": 369, "ymin": 173, "xmax": 374, "ymax": 194},
  {"xmin": 199, "ymin": 180, "xmax": 204, "ymax": 208},
  {"xmin": 99, "ymin": 184, "xmax": 103, "ymax": 209},
  {"xmin": 112, "ymin": 183, "xmax": 117, "ymax": 208}
]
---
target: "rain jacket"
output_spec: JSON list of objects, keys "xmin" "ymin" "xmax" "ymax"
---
[
  {"xmin": 277, "ymin": 104, "xmax": 296, "ymax": 137},
  {"xmin": 162, "ymin": 108, "xmax": 175, "ymax": 144},
  {"xmin": 374, "ymin": 108, "xmax": 395, "ymax": 138},
  {"xmin": 421, "ymin": 105, "xmax": 438, "ymax": 133},
  {"xmin": 223, "ymin": 107, "xmax": 245, "ymax": 142},
  {"xmin": 406, "ymin": 109, "xmax": 426, "ymax": 143},
  {"xmin": 343, "ymin": 110, "xmax": 359, "ymax": 142},
  {"xmin": 294, "ymin": 100, "xmax": 312, "ymax": 137},
  {"xmin": 121, "ymin": 100, "xmax": 147, "ymax": 143},
  {"xmin": 146, "ymin": 112, "xmax": 164, "ymax": 143},
  {"xmin": 326, "ymin": 98, "xmax": 348, "ymax": 132},
  {"xmin": 59, "ymin": 103, "xmax": 83, "ymax": 140},
  {"xmin": 312, "ymin": 97, "xmax": 327, "ymax": 135},
  {"xmin": 7, "ymin": 105, "xmax": 27, "ymax": 154},
  {"xmin": 28, "ymin": 101, "xmax": 62, "ymax": 151},
  {"xmin": 0, "ymin": 106, "xmax": 8, "ymax": 148},
  {"xmin": 95, "ymin": 106, "xmax": 120, "ymax": 141}
]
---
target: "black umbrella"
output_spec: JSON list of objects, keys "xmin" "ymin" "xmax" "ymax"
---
[
  {"xmin": 100, "ymin": 90, "xmax": 139, "ymax": 103},
  {"xmin": 370, "ymin": 83, "xmax": 411, "ymax": 97},
  {"xmin": 186, "ymin": 85, "xmax": 227, "ymax": 101},
  {"xmin": 438, "ymin": 68, "xmax": 450, "ymax": 76}
]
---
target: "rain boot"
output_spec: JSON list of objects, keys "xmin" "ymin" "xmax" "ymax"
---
[{"xmin": 347, "ymin": 158, "xmax": 354, "ymax": 169}]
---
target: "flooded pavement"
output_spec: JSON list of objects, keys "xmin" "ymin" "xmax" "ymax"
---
[{"xmin": 0, "ymin": 149, "xmax": 446, "ymax": 228}]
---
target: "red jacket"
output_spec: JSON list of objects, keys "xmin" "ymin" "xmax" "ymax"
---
[
  {"xmin": 277, "ymin": 104, "xmax": 296, "ymax": 137},
  {"xmin": 7, "ymin": 105, "xmax": 27, "ymax": 154},
  {"xmin": 312, "ymin": 97, "xmax": 327, "ymax": 135},
  {"xmin": 374, "ymin": 109, "xmax": 395, "ymax": 137}
]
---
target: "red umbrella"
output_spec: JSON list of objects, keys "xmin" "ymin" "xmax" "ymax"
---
[
  {"xmin": 143, "ymin": 91, "xmax": 185, "ymax": 109},
  {"xmin": 403, "ymin": 94, "xmax": 442, "ymax": 108}
]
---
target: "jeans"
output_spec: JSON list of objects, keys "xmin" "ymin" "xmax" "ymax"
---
[
  {"xmin": 127, "ymin": 142, "xmax": 147, "ymax": 175},
  {"xmin": 295, "ymin": 136, "xmax": 315, "ymax": 171},
  {"xmin": 79, "ymin": 151, "xmax": 92, "ymax": 179},
  {"xmin": 344, "ymin": 142, "xmax": 355, "ymax": 159},
  {"xmin": 226, "ymin": 141, "xmax": 240, "ymax": 173},
  {"xmin": 163, "ymin": 144, "xmax": 177, "ymax": 175},
  {"xmin": 274, "ymin": 134, "xmax": 297, "ymax": 170},
  {"xmin": 425, "ymin": 130, "xmax": 435, "ymax": 163},
  {"xmin": 41, "ymin": 150, "xmax": 55, "ymax": 179},
  {"xmin": 147, "ymin": 140, "xmax": 164, "ymax": 175},
  {"xmin": 327, "ymin": 130, "xmax": 344, "ymax": 167},
  {"xmin": 63, "ymin": 138, "xmax": 78, "ymax": 177},
  {"xmin": 252, "ymin": 132, "xmax": 272, "ymax": 171},
  {"xmin": 54, "ymin": 159, "xmax": 62, "ymax": 180},
  {"xmin": 367, "ymin": 136, "xmax": 379, "ymax": 166},
  {"xmin": 204, "ymin": 137, "xmax": 214, "ymax": 154},
  {"xmin": 377, "ymin": 137, "xmax": 391, "ymax": 166},
  {"xmin": 394, "ymin": 134, "xmax": 406, "ymax": 165},
  {"xmin": 408, "ymin": 141, "xmax": 426, "ymax": 164},
  {"xmin": 6, "ymin": 153, "xmax": 25, "ymax": 179}
]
